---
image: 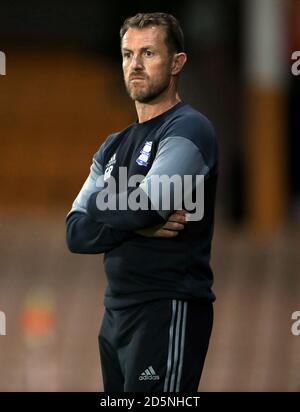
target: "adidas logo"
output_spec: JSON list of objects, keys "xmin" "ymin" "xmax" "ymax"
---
[
  {"xmin": 107, "ymin": 153, "xmax": 116, "ymax": 167},
  {"xmin": 139, "ymin": 366, "xmax": 160, "ymax": 381}
]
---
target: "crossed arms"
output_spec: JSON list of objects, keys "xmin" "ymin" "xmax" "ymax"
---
[{"xmin": 66, "ymin": 133, "xmax": 209, "ymax": 254}]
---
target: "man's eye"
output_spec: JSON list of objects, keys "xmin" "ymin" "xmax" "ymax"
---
[
  {"xmin": 123, "ymin": 53, "xmax": 131, "ymax": 59},
  {"xmin": 145, "ymin": 50, "xmax": 154, "ymax": 57}
]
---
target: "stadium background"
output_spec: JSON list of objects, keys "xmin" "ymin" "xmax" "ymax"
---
[{"xmin": 0, "ymin": 0, "xmax": 300, "ymax": 391}]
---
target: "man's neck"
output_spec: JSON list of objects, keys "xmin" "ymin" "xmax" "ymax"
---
[{"xmin": 135, "ymin": 92, "xmax": 181, "ymax": 124}]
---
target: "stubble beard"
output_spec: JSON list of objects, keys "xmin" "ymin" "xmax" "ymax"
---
[{"xmin": 125, "ymin": 73, "xmax": 171, "ymax": 103}]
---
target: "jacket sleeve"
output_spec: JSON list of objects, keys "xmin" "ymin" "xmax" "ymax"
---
[
  {"xmin": 87, "ymin": 119, "xmax": 214, "ymax": 231},
  {"xmin": 65, "ymin": 146, "xmax": 133, "ymax": 254},
  {"xmin": 66, "ymin": 211, "xmax": 133, "ymax": 254}
]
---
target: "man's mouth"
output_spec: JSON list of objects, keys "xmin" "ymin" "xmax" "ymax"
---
[{"xmin": 129, "ymin": 74, "xmax": 146, "ymax": 81}]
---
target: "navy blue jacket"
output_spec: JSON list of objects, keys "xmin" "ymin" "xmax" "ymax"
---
[{"xmin": 66, "ymin": 102, "xmax": 218, "ymax": 309}]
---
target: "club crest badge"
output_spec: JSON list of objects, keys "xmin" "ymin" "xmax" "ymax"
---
[{"xmin": 136, "ymin": 141, "xmax": 153, "ymax": 166}]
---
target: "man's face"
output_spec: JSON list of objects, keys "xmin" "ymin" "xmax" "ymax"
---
[{"xmin": 121, "ymin": 26, "xmax": 174, "ymax": 103}]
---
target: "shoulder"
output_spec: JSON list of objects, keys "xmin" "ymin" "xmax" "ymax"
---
[
  {"xmin": 93, "ymin": 124, "xmax": 134, "ymax": 163},
  {"xmin": 163, "ymin": 104, "xmax": 215, "ymax": 141},
  {"xmin": 161, "ymin": 104, "xmax": 218, "ymax": 167}
]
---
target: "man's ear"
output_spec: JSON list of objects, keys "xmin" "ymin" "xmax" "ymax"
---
[{"xmin": 171, "ymin": 53, "xmax": 187, "ymax": 75}]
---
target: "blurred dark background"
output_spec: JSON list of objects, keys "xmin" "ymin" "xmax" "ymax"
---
[{"xmin": 0, "ymin": 0, "xmax": 300, "ymax": 391}]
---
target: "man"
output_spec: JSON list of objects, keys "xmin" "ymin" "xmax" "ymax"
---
[{"xmin": 66, "ymin": 12, "xmax": 218, "ymax": 392}]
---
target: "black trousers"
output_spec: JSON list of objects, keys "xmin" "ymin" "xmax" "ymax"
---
[{"xmin": 98, "ymin": 298, "xmax": 213, "ymax": 392}]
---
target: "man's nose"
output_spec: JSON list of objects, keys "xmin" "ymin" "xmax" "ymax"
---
[{"xmin": 131, "ymin": 54, "xmax": 144, "ymax": 70}]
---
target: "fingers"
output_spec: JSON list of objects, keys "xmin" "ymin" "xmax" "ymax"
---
[
  {"xmin": 168, "ymin": 215, "xmax": 186, "ymax": 224},
  {"xmin": 156, "ymin": 211, "xmax": 190, "ymax": 237},
  {"xmin": 136, "ymin": 209, "xmax": 190, "ymax": 238},
  {"xmin": 167, "ymin": 210, "xmax": 189, "ymax": 224},
  {"xmin": 154, "ymin": 229, "xmax": 179, "ymax": 238},
  {"xmin": 163, "ymin": 221, "xmax": 185, "ymax": 231},
  {"xmin": 174, "ymin": 209, "xmax": 188, "ymax": 215}
]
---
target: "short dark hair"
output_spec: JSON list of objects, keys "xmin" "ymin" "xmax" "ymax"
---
[{"xmin": 120, "ymin": 12, "xmax": 185, "ymax": 54}]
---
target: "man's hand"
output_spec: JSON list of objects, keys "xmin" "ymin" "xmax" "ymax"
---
[{"xmin": 134, "ymin": 210, "xmax": 188, "ymax": 238}]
